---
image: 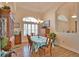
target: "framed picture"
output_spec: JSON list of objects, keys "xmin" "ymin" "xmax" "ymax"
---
[{"xmin": 43, "ymin": 20, "xmax": 50, "ymax": 27}]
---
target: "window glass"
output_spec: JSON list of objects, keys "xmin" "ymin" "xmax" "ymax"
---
[
  {"xmin": 32, "ymin": 24, "xmax": 35, "ymax": 34},
  {"xmin": 23, "ymin": 17, "xmax": 38, "ymax": 23},
  {"xmin": 35, "ymin": 24, "xmax": 38, "ymax": 35},
  {"xmin": 23, "ymin": 17, "xmax": 38, "ymax": 36},
  {"xmin": 28, "ymin": 24, "xmax": 31, "ymax": 35}
]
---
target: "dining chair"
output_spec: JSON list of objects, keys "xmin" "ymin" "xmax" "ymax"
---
[
  {"xmin": 38, "ymin": 37, "xmax": 53, "ymax": 56},
  {"xmin": 27, "ymin": 35, "xmax": 32, "ymax": 51},
  {"xmin": 27, "ymin": 35, "xmax": 36, "ymax": 55}
]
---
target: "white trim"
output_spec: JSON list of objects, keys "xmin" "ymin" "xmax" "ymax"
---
[{"xmin": 58, "ymin": 43, "xmax": 79, "ymax": 54}]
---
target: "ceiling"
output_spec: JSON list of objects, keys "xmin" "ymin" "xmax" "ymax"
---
[
  {"xmin": 0, "ymin": 2, "xmax": 78, "ymax": 14},
  {"xmin": 8, "ymin": 2, "xmax": 64, "ymax": 13},
  {"xmin": 1, "ymin": 2, "xmax": 76, "ymax": 14},
  {"xmin": 0, "ymin": 2, "xmax": 78, "ymax": 22}
]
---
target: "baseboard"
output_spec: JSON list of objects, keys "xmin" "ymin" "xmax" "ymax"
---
[{"xmin": 58, "ymin": 43, "xmax": 79, "ymax": 54}]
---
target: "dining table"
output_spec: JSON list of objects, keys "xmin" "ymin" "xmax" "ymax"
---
[{"xmin": 31, "ymin": 36, "xmax": 47, "ymax": 52}]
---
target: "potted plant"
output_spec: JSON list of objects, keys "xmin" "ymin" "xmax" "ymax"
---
[
  {"xmin": 0, "ymin": 36, "xmax": 17, "ymax": 57},
  {"xmin": 0, "ymin": 36, "xmax": 9, "ymax": 49},
  {"xmin": 1, "ymin": 5, "xmax": 11, "ymax": 14},
  {"xmin": 48, "ymin": 32, "xmax": 56, "ymax": 46},
  {"xmin": 2, "ymin": 5, "xmax": 10, "ymax": 10}
]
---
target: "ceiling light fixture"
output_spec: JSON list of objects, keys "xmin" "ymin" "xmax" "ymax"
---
[
  {"xmin": 71, "ymin": 3, "xmax": 77, "ymax": 19},
  {"xmin": 72, "ymin": 15, "xmax": 77, "ymax": 18},
  {"xmin": 37, "ymin": 18, "xmax": 44, "ymax": 23}
]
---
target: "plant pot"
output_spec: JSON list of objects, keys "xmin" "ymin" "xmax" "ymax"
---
[{"xmin": 1, "ymin": 9, "xmax": 10, "ymax": 15}]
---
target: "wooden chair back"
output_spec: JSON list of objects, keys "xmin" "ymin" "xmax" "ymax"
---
[
  {"xmin": 47, "ymin": 38, "xmax": 53, "ymax": 47},
  {"xmin": 27, "ymin": 35, "xmax": 33, "ymax": 47}
]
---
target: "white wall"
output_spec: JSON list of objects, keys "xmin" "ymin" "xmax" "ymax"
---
[
  {"xmin": 55, "ymin": 3, "xmax": 79, "ymax": 54},
  {"xmin": 77, "ymin": 4, "xmax": 79, "ymax": 33},
  {"xmin": 56, "ymin": 33, "xmax": 79, "ymax": 54},
  {"xmin": 57, "ymin": 21, "xmax": 68, "ymax": 32},
  {"xmin": 42, "ymin": 3, "xmax": 79, "ymax": 54},
  {"xmin": 77, "ymin": 21, "xmax": 79, "ymax": 33},
  {"xmin": 43, "ymin": 9, "xmax": 56, "ymax": 32}
]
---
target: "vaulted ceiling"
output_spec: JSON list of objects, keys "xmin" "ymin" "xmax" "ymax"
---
[
  {"xmin": 0, "ymin": 2, "xmax": 78, "ymax": 15},
  {"xmin": 0, "ymin": 2, "xmax": 79, "ymax": 22},
  {"xmin": 6, "ymin": 2, "xmax": 65, "ymax": 21},
  {"xmin": 14, "ymin": 2, "xmax": 63, "ymax": 13}
]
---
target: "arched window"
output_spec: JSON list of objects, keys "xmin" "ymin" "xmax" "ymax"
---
[
  {"xmin": 23, "ymin": 17, "xmax": 38, "ymax": 23},
  {"xmin": 23, "ymin": 17, "xmax": 38, "ymax": 36}
]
